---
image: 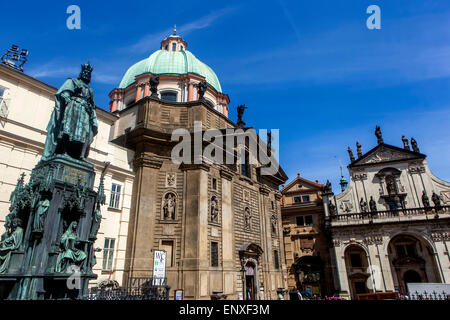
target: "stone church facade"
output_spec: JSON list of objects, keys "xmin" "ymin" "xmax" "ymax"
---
[
  {"xmin": 0, "ymin": 30, "xmax": 289, "ymax": 299},
  {"xmin": 323, "ymin": 128, "xmax": 450, "ymax": 299}
]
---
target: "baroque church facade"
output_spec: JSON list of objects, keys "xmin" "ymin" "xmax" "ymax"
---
[
  {"xmin": 323, "ymin": 128, "xmax": 450, "ymax": 299},
  {"xmin": 0, "ymin": 30, "xmax": 288, "ymax": 300}
]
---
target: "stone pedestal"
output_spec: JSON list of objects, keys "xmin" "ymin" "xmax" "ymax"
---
[{"xmin": 0, "ymin": 155, "xmax": 101, "ymax": 300}]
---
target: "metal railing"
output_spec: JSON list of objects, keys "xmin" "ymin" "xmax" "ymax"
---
[
  {"xmin": 81, "ymin": 276, "xmax": 170, "ymax": 300},
  {"xmin": 331, "ymin": 205, "xmax": 450, "ymax": 223},
  {"xmin": 397, "ymin": 291, "xmax": 450, "ymax": 300}
]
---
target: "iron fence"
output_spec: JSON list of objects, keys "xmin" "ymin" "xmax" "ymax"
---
[{"xmin": 81, "ymin": 277, "xmax": 170, "ymax": 300}]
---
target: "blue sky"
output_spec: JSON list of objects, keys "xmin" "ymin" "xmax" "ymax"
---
[{"xmin": 1, "ymin": 0, "xmax": 449, "ymax": 193}]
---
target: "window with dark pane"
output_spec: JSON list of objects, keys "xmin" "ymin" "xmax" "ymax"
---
[
  {"xmin": 305, "ymin": 215, "xmax": 313, "ymax": 226},
  {"xmin": 161, "ymin": 91, "xmax": 177, "ymax": 102},
  {"xmin": 274, "ymin": 250, "xmax": 279, "ymax": 270},
  {"xmin": 350, "ymin": 253, "xmax": 362, "ymax": 268},
  {"xmin": 211, "ymin": 242, "xmax": 218, "ymax": 267}
]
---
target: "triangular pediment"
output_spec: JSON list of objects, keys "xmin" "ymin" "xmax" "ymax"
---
[
  {"xmin": 281, "ymin": 175, "xmax": 324, "ymax": 194},
  {"xmin": 350, "ymin": 144, "xmax": 425, "ymax": 167}
]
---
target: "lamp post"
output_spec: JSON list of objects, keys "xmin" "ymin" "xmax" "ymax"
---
[{"xmin": 241, "ymin": 264, "xmax": 246, "ymax": 300}]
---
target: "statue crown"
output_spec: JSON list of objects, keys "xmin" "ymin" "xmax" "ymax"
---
[{"xmin": 81, "ymin": 62, "xmax": 93, "ymax": 73}]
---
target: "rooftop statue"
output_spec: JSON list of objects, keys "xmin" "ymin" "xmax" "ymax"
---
[
  {"xmin": 347, "ymin": 147, "xmax": 355, "ymax": 162},
  {"xmin": 356, "ymin": 142, "xmax": 362, "ymax": 158},
  {"xmin": 375, "ymin": 126, "xmax": 383, "ymax": 144},
  {"xmin": 42, "ymin": 63, "xmax": 98, "ymax": 161},
  {"xmin": 149, "ymin": 76, "xmax": 159, "ymax": 97},
  {"xmin": 402, "ymin": 135, "xmax": 410, "ymax": 150},
  {"xmin": 236, "ymin": 104, "xmax": 247, "ymax": 127},
  {"xmin": 196, "ymin": 80, "xmax": 207, "ymax": 100},
  {"xmin": 411, "ymin": 137, "xmax": 420, "ymax": 153}
]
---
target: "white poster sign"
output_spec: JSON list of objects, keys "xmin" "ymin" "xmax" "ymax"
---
[{"xmin": 152, "ymin": 250, "xmax": 166, "ymax": 286}]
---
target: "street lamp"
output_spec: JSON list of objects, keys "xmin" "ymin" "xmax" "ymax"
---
[{"xmin": 241, "ymin": 265, "xmax": 246, "ymax": 300}]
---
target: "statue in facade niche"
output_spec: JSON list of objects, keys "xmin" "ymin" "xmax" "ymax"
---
[
  {"xmin": 402, "ymin": 136, "xmax": 410, "ymax": 150},
  {"xmin": 369, "ymin": 196, "xmax": 377, "ymax": 212},
  {"xmin": 33, "ymin": 198, "xmax": 50, "ymax": 231},
  {"xmin": 55, "ymin": 221, "xmax": 86, "ymax": 273},
  {"xmin": 356, "ymin": 142, "xmax": 362, "ymax": 158},
  {"xmin": 347, "ymin": 147, "xmax": 355, "ymax": 162},
  {"xmin": 163, "ymin": 193, "xmax": 176, "ymax": 220},
  {"xmin": 375, "ymin": 126, "xmax": 383, "ymax": 144},
  {"xmin": 271, "ymin": 214, "xmax": 277, "ymax": 233},
  {"xmin": 244, "ymin": 207, "xmax": 251, "ymax": 229},
  {"xmin": 360, "ymin": 198, "xmax": 368, "ymax": 213},
  {"xmin": 42, "ymin": 63, "xmax": 98, "ymax": 161},
  {"xmin": 149, "ymin": 76, "xmax": 159, "ymax": 97},
  {"xmin": 422, "ymin": 191, "xmax": 430, "ymax": 208},
  {"xmin": 196, "ymin": 80, "xmax": 207, "ymax": 100},
  {"xmin": 210, "ymin": 197, "xmax": 219, "ymax": 222},
  {"xmin": 432, "ymin": 192, "xmax": 442, "ymax": 208},
  {"xmin": 410, "ymin": 137, "xmax": 419, "ymax": 153},
  {"xmin": 0, "ymin": 218, "xmax": 24, "ymax": 273}
]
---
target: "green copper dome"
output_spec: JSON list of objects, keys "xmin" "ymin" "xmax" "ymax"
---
[{"xmin": 119, "ymin": 50, "xmax": 222, "ymax": 93}]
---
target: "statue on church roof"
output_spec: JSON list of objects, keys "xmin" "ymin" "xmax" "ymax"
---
[
  {"xmin": 411, "ymin": 137, "xmax": 419, "ymax": 153},
  {"xmin": 149, "ymin": 76, "xmax": 159, "ymax": 97},
  {"xmin": 347, "ymin": 147, "xmax": 355, "ymax": 162},
  {"xmin": 402, "ymin": 135, "xmax": 410, "ymax": 150},
  {"xmin": 42, "ymin": 62, "xmax": 98, "ymax": 161},
  {"xmin": 360, "ymin": 198, "xmax": 368, "ymax": 213},
  {"xmin": 237, "ymin": 104, "xmax": 247, "ymax": 128},
  {"xmin": 375, "ymin": 126, "xmax": 383, "ymax": 144},
  {"xmin": 369, "ymin": 196, "xmax": 377, "ymax": 212},
  {"xmin": 356, "ymin": 142, "xmax": 362, "ymax": 158},
  {"xmin": 196, "ymin": 80, "xmax": 207, "ymax": 100},
  {"xmin": 432, "ymin": 192, "xmax": 442, "ymax": 208},
  {"xmin": 422, "ymin": 191, "xmax": 430, "ymax": 208}
]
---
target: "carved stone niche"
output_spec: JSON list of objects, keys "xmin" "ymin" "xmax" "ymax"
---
[
  {"xmin": 210, "ymin": 195, "xmax": 219, "ymax": 223},
  {"xmin": 161, "ymin": 191, "xmax": 177, "ymax": 221}
]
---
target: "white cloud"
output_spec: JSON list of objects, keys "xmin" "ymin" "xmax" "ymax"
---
[{"xmin": 120, "ymin": 7, "xmax": 237, "ymax": 54}]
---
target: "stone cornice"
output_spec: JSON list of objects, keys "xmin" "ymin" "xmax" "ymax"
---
[
  {"xmin": 133, "ymin": 155, "xmax": 163, "ymax": 169},
  {"xmin": 219, "ymin": 168, "xmax": 234, "ymax": 181},
  {"xmin": 179, "ymin": 163, "xmax": 211, "ymax": 172}
]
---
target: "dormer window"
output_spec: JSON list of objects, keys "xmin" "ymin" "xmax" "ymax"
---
[{"xmin": 172, "ymin": 43, "xmax": 176, "ymax": 51}]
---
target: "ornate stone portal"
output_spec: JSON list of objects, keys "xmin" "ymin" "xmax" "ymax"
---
[{"xmin": 0, "ymin": 64, "xmax": 106, "ymax": 300}]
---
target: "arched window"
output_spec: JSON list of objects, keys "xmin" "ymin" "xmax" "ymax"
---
[{"xmin": 161, "ymin": 91, "xmax": 177, "ymax": 102}]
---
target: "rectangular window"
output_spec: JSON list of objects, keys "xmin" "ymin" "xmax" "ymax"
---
[
  {"xmin": 294, "ymin": 197, "xmax": 301, "ymax": 203},
  {"xmin": 296, "ymin": 216, "xmax": 304, "ymax": 226},
  {"xmin": 161, "ymin": 240, "xmax": 174, "ymax": 267},
  {"xmin": 274, "ymin": 250, "xmax": 279, "ymax": 270},
  {"xmin": 211, "ymin": 242, "xmax": 219, "ymax": 267},
  {"xmin": 102, "ymin": 238, "xmax": 115, "ymax": 271},
  {"xmin": 302, "ymin": 195, "xmax": 310, "ymax": 202},
  {"xmin": 304, "ymin": 215, "xmax": 313, "ymax": 226},
  {"xmin": 212, "ymin": 178, "xmax": 217, "ymax": 191},
  {"xmin": 350, "ymin": 253, "xmax": 362, "ymax": 268},
  {"xmin": 109, "ymin": 183, "xmax": 121, "ymax": 209},
  {"xmin": 271, "ymin": 201, "xmax": 274, "ymax": 210},
  {"xmin": 172, "ymin": 43, "xmax": 176, "ymax": 51},
  {"xmin": 0, "ymin": 87, "xmax": 4, "ymax": 97}
]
